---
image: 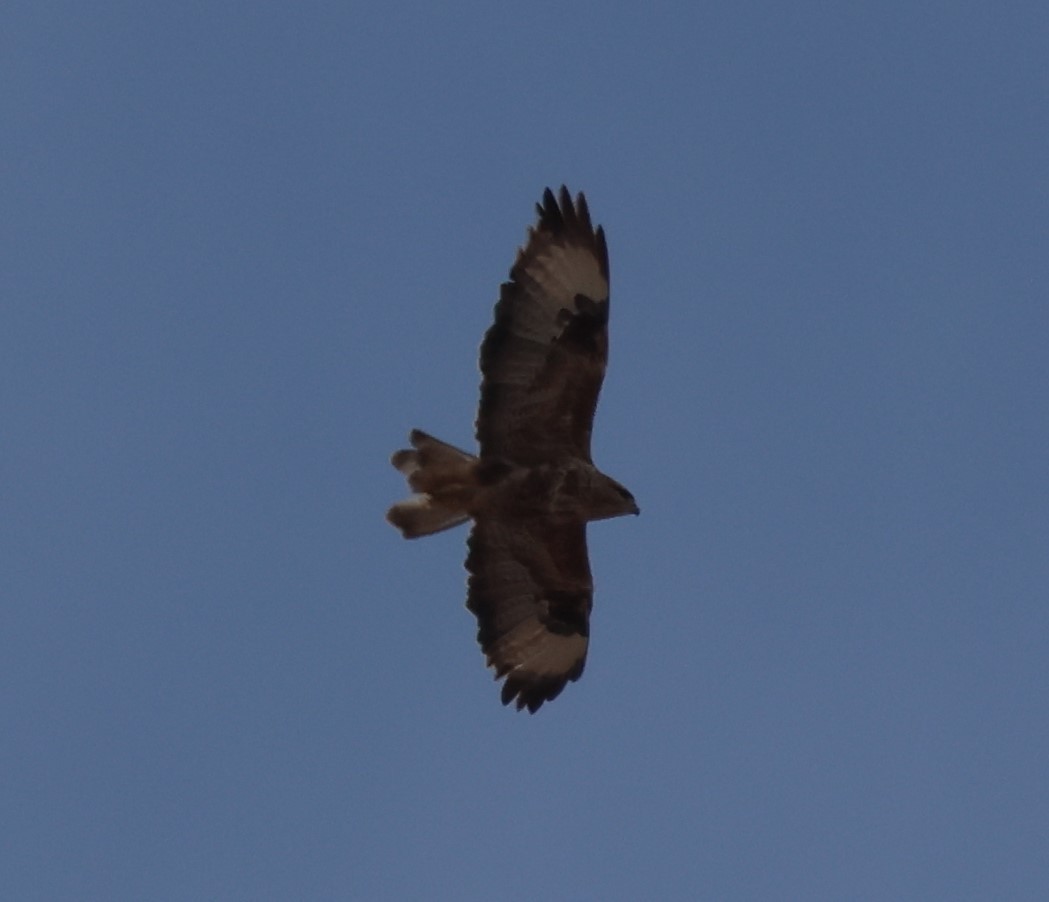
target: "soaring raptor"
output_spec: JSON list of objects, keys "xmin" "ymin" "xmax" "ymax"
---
[{"xmin": 387, "ymin": 187, "xmax": 638, "ymax": 712}]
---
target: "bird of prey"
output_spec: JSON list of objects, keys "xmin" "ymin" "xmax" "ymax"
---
[{"xmin": 387, "ymin": 186, "xmax": 638, "ymax": 712}]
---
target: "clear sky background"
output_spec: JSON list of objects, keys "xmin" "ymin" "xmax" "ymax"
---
[{"xmin": 4, "ymin": 3, "xmax": 1048, "ymax": 900}]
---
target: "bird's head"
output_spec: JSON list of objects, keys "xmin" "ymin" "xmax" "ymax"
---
[{"xmin": 589, "ymin": 472, "xmax": 639, "ymax": 521}]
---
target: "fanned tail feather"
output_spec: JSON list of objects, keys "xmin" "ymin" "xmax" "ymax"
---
[{"xmin": 387, "ymin": 430, "xmax": 478, "ymax": 538}]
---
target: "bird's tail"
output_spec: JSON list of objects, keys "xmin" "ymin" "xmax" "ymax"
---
[{"xmin": 386, "ymin": 430, "xmax": 478, "ymax": 538}]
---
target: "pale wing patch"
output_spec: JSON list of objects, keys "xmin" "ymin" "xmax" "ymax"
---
[
  {"xmin": 484, "ymin": 243, "xmax": 608, "ymax": 389},
  {"xmin": 511, "ymin": 630, "xmax": 587, "ymax": 678},
  {"xmin": 510, "ymin": 244, "xmax": 608, "ymax": 342},
  {"xmin": 487, "ymin": 616, "xmax": 548, "ymax": 669},
  {"xmin": 534, "ymin": 243, "xmax": 608, "ymax": 308},
  {"xmin": 485, "ymin": 607, "xmax": 588, "ymax": 676}
]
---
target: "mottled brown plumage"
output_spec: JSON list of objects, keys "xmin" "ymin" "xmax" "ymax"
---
[{"xmin": 387, "ymin": 187, "xmax": 637, "ymax": 712}]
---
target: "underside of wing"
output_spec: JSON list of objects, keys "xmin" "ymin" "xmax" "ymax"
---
[
  {"xmin": 465, "ymin": 517, "xmax": 593, "ymax": 713},
  {"xmin": 476, "ymin": 186, "xmax": 610, "ymax": 465}
]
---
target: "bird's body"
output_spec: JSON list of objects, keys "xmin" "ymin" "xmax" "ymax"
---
[{"xmin": 388, "ymin": 187, "xmax": 637, "ymax": 712}]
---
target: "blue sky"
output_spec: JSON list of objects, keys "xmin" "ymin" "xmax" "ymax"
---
[{"xmin": 3, "ymin": 2, "xmax": 1048, "ymax": 899}]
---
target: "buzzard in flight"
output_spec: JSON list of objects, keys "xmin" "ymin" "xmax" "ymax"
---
[{"xmin": 387, "ymin": 187, "xmax": 638, "ymax": 712}]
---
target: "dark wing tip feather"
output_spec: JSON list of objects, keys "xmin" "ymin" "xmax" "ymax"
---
[
  {"xmin": 537, "ymin": 186, "xmax": 562, "ymax": 230},
  {"xmin": 557, "ymin": 185, "xmax": 576, "ymax": 229},
  {"xmin": 594, "ymin": 224, "xmax": 609, "ymax": 282},
  {"xmin": 575, "ymin": 191, "xmax": 592, "ymax": 232},
  {"xmin": 500, "ymin": 671, "xmax": 573, "ymax": 714},
  {"xmin": 536, "ymin": 185, "xmax": 589, "ymax": 233},
  {"xmin": 485, "ymin": 648, "xmax": 585, "ymax": 713},
  {"xmin": 531, "ymin": 186, "xmax": 608, "ymax": 280}
]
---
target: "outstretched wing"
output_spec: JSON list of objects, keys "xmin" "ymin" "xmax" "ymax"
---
[
  {"xmin": 466, "ymin": 517, "xmax": 592, "ymax": 713},
  {"xmin": 476, "ymin": 186, "xmax": 610, "ymax": 465}
]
